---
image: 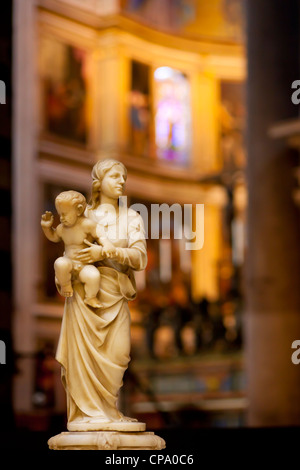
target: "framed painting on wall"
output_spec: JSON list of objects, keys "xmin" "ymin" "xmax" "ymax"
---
[{"xmin": 38, "ymin": 36, "xmax": 91, "ymax": 146}]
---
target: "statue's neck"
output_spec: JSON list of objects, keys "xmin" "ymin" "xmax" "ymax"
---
[{"xmin": 98, "ymin": 195, "xmax": 119, "ymax": 214}]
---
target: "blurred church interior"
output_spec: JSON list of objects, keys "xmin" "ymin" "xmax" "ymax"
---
[{"xmin": 0, "ymin": 0, "xmax": 299, "ymax": 445}]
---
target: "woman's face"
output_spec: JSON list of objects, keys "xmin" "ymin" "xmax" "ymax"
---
[{"xmin": 100, "ymin": 164, "xmax": 126, "ymax": 200}]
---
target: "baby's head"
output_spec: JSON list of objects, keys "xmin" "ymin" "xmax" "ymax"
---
[{"xmin": 55, "ymin": 191, "xmax": 87, "ymax": 227}]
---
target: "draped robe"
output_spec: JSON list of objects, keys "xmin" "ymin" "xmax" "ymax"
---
[{"xmin": 55, "ymin": 207, "xmax": 147, "ymax": 424}]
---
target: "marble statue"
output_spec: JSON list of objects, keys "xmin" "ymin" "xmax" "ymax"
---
[{"xmin": 44, "ymin": 158, "xmax": 165, "ymax": 450}]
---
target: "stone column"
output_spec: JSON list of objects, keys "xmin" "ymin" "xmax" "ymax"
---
[
  {"xmin": 0, "ymin": 0, "xmax": 14, "ymax": 429},
  {"xmin": 13, "ymin": 0, "xmax": 38, "ymax": 414},
  {"xmin": 245, "ymin": 0, "xmax": 300, "ymax": 425}
]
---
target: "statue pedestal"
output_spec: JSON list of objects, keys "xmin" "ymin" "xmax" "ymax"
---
[
  {"xmin": 67, "ymin": 420, "xmax": 146, "ymax": 432},
  {"xmin": 48, "ymin": 430, "xmax": 166, "ymax": 450}
]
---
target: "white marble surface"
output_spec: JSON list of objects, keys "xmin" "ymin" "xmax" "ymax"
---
[{"xmin": 48, "ymin": 431, "xmax": 166, "ymax": 450}]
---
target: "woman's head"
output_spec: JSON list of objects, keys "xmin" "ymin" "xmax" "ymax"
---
[{"xmin": 90, "ymin": 158, "xmax": 127, "ymax": 209}]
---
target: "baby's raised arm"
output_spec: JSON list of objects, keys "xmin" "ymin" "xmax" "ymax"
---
[{"xmin": 41, "ymin": 211, "xmax": 62, "ymax": 243}]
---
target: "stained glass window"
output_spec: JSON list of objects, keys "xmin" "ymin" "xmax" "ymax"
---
[{"xmin": 154, "ymin": 66, "xmax": 191, "ymax": 165}]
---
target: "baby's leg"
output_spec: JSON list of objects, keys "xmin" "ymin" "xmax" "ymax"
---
[
  {"xmin": 54, "ymin": 256, "xmax": 73, "ymax": 297},
  {"xmin": 79, "ymin": 265, "xmax": 102, "ymax": 308}
]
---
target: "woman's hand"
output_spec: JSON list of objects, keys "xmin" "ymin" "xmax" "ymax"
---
[
  {"xmin": 107, "ymin": 247, "xmax": 124, "ymax": 263},
  {"xmin": 74, "ymin": 240, "xmax": 105, "ymax": 264}
]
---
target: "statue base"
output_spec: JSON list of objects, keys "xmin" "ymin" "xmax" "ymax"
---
[
  {"xmin": 48, "ymin": 430, "xmax": 166, "ymax": 450},
  {"xmin": 67, "ymin": 420, "xmax": 146, "ymax": 432}
]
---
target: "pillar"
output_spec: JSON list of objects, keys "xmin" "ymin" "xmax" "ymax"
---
[{"xmin": 245, "ymin": 0, "xmax": 300, "ymax": 425}]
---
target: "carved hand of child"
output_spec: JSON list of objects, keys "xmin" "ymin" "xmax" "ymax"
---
[{"xmin": 41, "ymin": 211, "xmax": 54, "ymax": 228}]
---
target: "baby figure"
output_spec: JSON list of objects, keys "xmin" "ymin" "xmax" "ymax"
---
[{"xmin": 41, "ymin": 190, "xmax": 115, "ymax": 309}]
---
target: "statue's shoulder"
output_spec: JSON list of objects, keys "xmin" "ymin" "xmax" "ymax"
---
[
  {"xmin": 125, "ymin": 208, "xmax": 146, "ymax": 240},
  {"xmin": 127, "ymin": 207, "xmax": 141, "ymax": 219},
  {"xmin": 84, "ymin": 206, "xmax": 99, "ymax": 223},
  {"xmin": 84, "ymin": 206, "xmax": 93, "ymax": 217},
  {"xmin": 126, "ymin": 207, "xmax": 145, "ymax": 226}
]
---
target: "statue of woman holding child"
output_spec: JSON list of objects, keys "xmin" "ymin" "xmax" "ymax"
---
[{"xmin": 42, "ymin": 159, "xmax": 150, "ymax": 437}]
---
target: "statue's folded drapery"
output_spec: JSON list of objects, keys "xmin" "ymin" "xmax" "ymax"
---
[{"xmin": 55, "ymin": 209, "xmax": 147, "ymax": 424}]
